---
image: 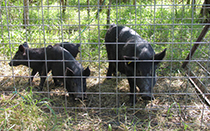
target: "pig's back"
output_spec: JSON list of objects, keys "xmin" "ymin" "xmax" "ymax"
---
[{"xmin": 105, "ymin": 25, "xmax": 141, "ymax": 43}]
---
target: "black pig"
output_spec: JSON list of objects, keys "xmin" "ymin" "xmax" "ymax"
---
[
  {"xmin": 105, "ymin": 24, "xmax": 166, "ymax": 104},
  {"xmin": 56, "ymin": 42, "xmax": 80, "ymax": 58},
  {"xmin": 9, "ymin": 43, "xmax": 47, "ymax": 85},
  {"xmin": 40, "ymin": 45, "xmax": 90, "ymax": 99},
  {"xmin": 9, "ymin": 42, "xmax": 80, "ymax": 86}
]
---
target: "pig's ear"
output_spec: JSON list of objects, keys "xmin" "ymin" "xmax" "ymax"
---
[
  {"xmin": 76, "ymin": 44, "xmax": 80, "ymax": 48},
  {"xmin": 65, "ymin": 67, "xmax": 74, "ymax": 76},
  {"xmin": 83, "ymin": 66, "xmax": 90, "ymax": 77},
  {"xmin": 124, "ymin": 56, "xmax": 138, "ymax": 66},
  {"xmin": 76, "ymin": 44, "xmax": 80, "ymax": 52},
  {"xmin": 47, "ymin": 45, "xmax": 53, "ymax": 49},
  {"xmin": 154, "ymin": 48, "xmax": 167, "ymax": 64},
  {"xmin": 23, "ymin": 42, "xmax": 29, "ymax": 48},
  {"xmin": 19, "ymin": 45, "xmax": 26, "ymax": 55}
]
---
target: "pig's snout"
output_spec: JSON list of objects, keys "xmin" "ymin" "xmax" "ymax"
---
[{"xmin": 141, "ymin": 92, "xmax": 154, "ymax": 100}]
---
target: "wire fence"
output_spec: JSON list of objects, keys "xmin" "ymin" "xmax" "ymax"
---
[{"xmin": 0, "ymin": 0, "xmax": 210, "ymax": 130}]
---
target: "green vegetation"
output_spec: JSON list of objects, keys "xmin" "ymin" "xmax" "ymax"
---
[
  {"xmin": 1, "ymin": 0, "xmax": 209, "ymax": 130},
  {"xmin": 0, "ymin": 0, "xmax": 206, "ymax": 60},
  {"xmin": 0, "ymin": 87, "xmax": 57, "ymax": 130}
]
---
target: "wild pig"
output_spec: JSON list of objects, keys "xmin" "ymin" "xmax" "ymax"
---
[
  {"xmin": 9, "ymin": 42, "xmax": 80, "ymax": 86},
  {"xmin": 9, "ymin": 43, "xmax": 47, "ymax": 85},
  {"xmin": 40, "ymin": 45, "xmax": 90, "ymax": 99},
  {"xmin": 105, "ymin": 24, "xmax": 166, "ymax": 104},
  {"xmin": 56, "ymin": 42, "xmax": 80, "ymax": 58}
]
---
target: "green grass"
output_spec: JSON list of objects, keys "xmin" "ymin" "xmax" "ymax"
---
[{"xmin": 0, "ymin": 87, "xmax": 58, "ymax": 130}]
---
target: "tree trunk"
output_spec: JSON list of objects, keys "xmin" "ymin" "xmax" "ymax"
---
[
  {"xmin": 199, "ymin": 0, "xmax": 210, "ymax": 23},
  {"xmin": 133, "ymin": 0, "xmax": 136, "ymax": 5},
  {"xmin": 96, "ymin": 0, "xmax": 105, "ymax": 19},
  {"xmin": 60, "ymin": 0, "xmax": 67, "ymax": 14},
  {"xmin": 107, "ymin": 0, "xmax": 111, "ymax": 28},
  {"xmin": 23, "ymin": 0, "xmax": 29, "ymax": 29},
  {"xmin": 192, "ymin": 0, "xmax": 196, "ymax": 12},
  {"xmin": 87, "ymin": 0, "xmax": 90, "ymax": 17}
]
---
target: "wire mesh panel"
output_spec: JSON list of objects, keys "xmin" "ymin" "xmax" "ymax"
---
[{"xmin": 0, "ymin": 0, "xmax": 210, "ymax": 130}]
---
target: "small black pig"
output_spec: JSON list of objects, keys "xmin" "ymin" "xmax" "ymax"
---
[
  {"xmin": 55, "ymin": 42, "xmax": 80, "ymax": 58},
  {"xmin": 9, "ymin": 43, "xmax": 47, "ymax": 85},
  {"xmin": 105, "ymin": 24, "xmax": 166, "ymax": 104},
  {"xmin": 9, "ymin": 42, "xmax": 80, "ymax": 86},
  {"xmin": 40, "ymin": 45, "xmax": 90, "ymax": 99}
]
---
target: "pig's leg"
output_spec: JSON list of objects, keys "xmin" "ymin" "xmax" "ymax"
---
[
  {"xmin": 106, "ymin": 44, "xmax": 117, "ymax": 79},
  {"xmin": 50, "ymin": 68, "xmax": 62, "ymax": 86},
  {"xmin": 106, "ymin": 53, "xmax": 116, "ymax": 78},
  {"xmin": 128, "ymin": 78, "xmax": 137, "ymax": 105},
  {"xmin": 106, "ymin": 62, "xmax": 116, "ymax": 79},
  {"xmin": 39, "ymin": 65, "xmax": 49, "ymax": 91},
  {"xmin": 29, "ymin": 69, "xmax": 36, "ymax": 84}
]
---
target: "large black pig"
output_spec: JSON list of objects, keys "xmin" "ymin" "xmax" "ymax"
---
[
  {"xmin": 40, "ymin": 45, "xmax": 90, "ymax": 99},
  {"xmin": 105, "ymin": 24, "xmax": 166, "ymax": 104},
  {"xmin": 9, "ymin": 42, "xmax": 80, "ymax": 86}
]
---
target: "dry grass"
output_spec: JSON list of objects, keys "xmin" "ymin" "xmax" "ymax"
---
[{"xmin": 0, "ymin": 55, "xmax": 210, "ymax": 130}]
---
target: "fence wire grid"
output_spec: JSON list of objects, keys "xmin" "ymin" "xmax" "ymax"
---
[{"xmin": 0, "ymin": 0, "xmax": 210, "ymax": 130}]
